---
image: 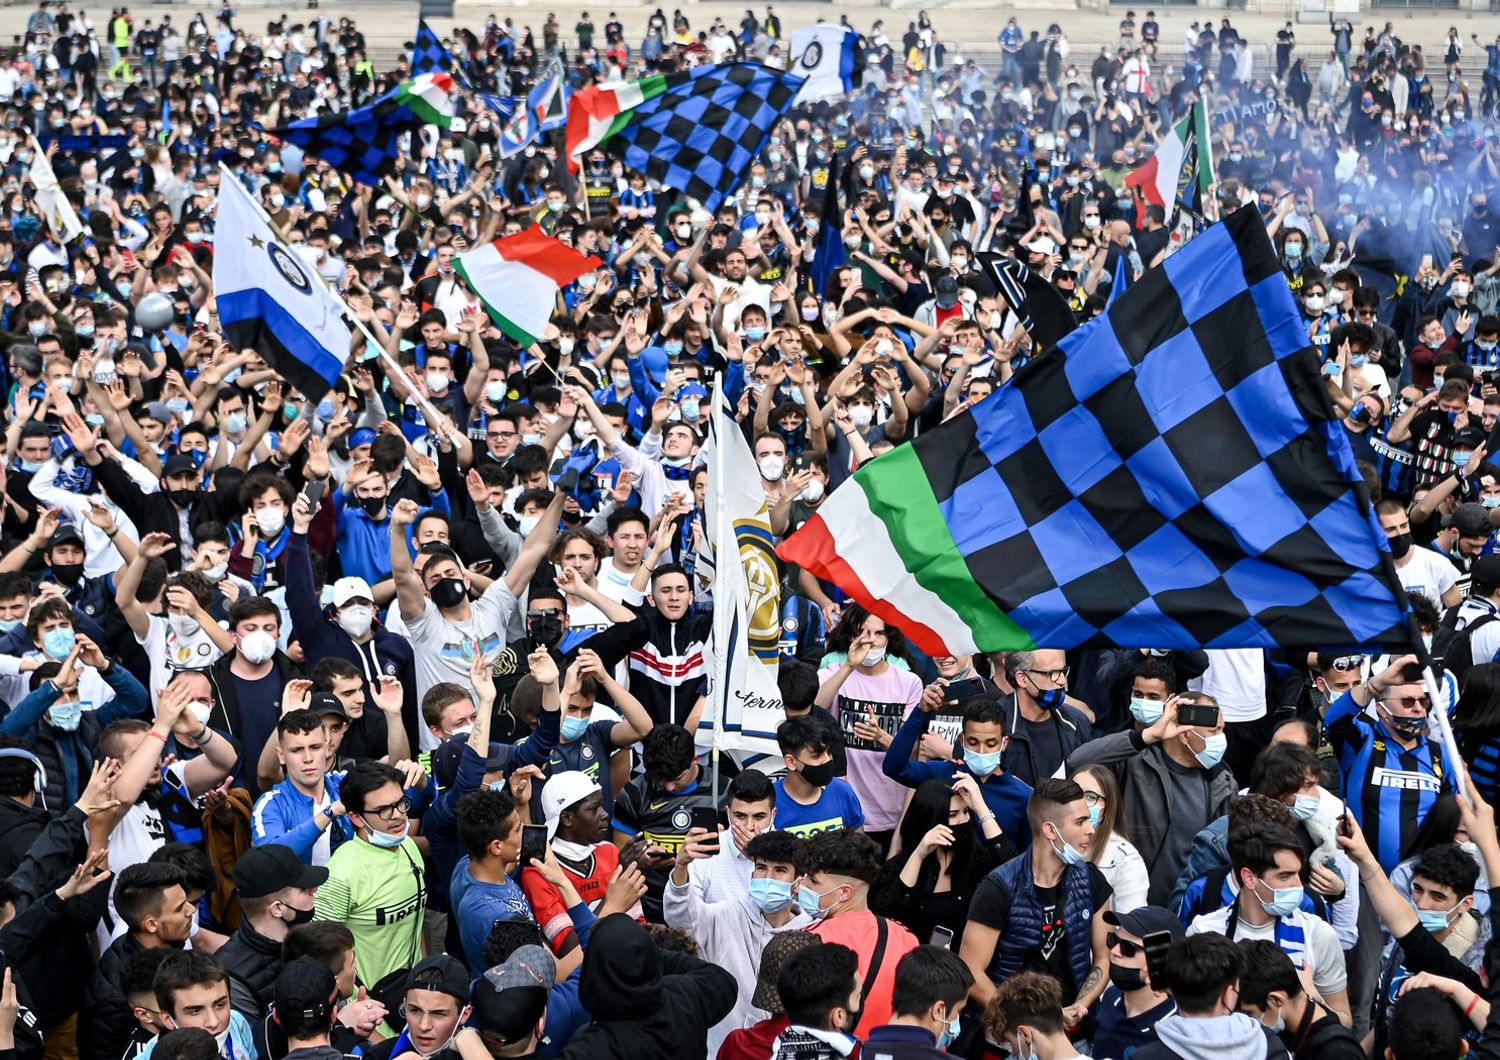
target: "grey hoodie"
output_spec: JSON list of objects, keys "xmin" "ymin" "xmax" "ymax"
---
[{"xmin": 1150, "ymin": 1013, "xmax": 1283, "ymax": 1060}]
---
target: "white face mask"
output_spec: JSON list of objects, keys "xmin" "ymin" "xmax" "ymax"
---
[
  {"xmin": 485, "ymin": 380, "xmax": 506, "ymax": 403},
  {"xmin": 518, "ymin": 515, "xmax": 540, "ymax": 536},
  {"xmin": 758, "ymin": 455, "xmax": 785, "ymax": 480},
  {"xmin": 238, "ymin": 630, "xmax": 277, "ymax": 664},
  {"xmin": 169, "ymin": 613, "xmax": 201, "ymax": 639},
  {"xmin": 849, "ymin": 405, "xmax": 874, "ymax": 429},
  {"xmin": 800, "ymin": 479, "xmax": 825, "ymax": 503},
  {"xmin": 425, "ymin": 371, "xmax": 449, "ymax": 393},
  {"xmin": 187, "ymin": 699, "xmax": 212, "ymax": 727},
  {"xmin": 337, "ymin": 605, "xmax": 373, "ymax": 639},
  {"xmin": 200, "ymin": 561, "xmax": 228, "ymax": 582},
  {"xmin": 255, "ymin": 506, "xmax": 286, "ymax": 537}
]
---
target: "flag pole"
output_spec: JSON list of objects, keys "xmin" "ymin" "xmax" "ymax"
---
[
  {"xmin": 216, "ymin": 165, "xmax": 464, "ymax": 447},
  {"xmin": 708, "ymin": 378, "xmax": 727, "ymax": 797}
]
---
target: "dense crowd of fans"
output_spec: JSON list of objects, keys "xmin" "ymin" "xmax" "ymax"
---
[{"xmin": 4, "ymin": 4, "xmax": 1500, "ymax": 1060}]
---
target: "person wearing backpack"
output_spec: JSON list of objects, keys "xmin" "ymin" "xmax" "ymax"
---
[{"xmin": 1434, "ymin": 555, "xmax": 1500, "ymax": 682}]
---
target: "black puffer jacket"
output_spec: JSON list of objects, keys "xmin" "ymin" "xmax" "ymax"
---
[{"xmin": 217, "ymin": 918, "xmax": 283, "ymax": 1018}]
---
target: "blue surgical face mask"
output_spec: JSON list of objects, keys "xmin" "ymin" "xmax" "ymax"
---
[
  {"xmin": 0, "ymin": 618, "xmax": 18, "ymax": 634},
  {"xmin": 1088, "ymin": 803, "xmax": 1103, "ymax": 828},
  {"xmin": 49, "ymin": 697, "xmax": 82, "ymax": 731},
  {"xmin": 560, "ymin": 715, "xmax": 590, "ymax": 742},
  {"xmin": 937, "ymin": 1009, "xmax": 961, "ymax": 1050},
  {"xmin": 748, "ymin": 877, "xmax": 794, "ymax": 913},
  {"xmin": 1290, "ymin": 793, "xmax": 1320, "ymax": 821},
  {"xmin": 365, "ymin": 825, "xmax": 407, "ymax": 849},
  {"xmin": 1049, "ymin": 828, "xmax": 1086, "ymax": 867},
  {"xmin": 963, "ymin": 747, "xmax": 1003, "ymax": 777},
  {"xmin": 1193, "ymin": 731, "xmax": 1228, "ymax": 769},
  {"xmin": 797, "ymin": 884, "xmax": 834, "ymax": 919},
  {"xmin": 744, "ymin": 326, "xmax": 767, "ymax": 341},
  {"xmin": 1256, "ymin": 878, "xmax": 1304, "ymax": 918},
  {"xmin": 681, "ymin": 398, "xmax": 701, "ymax": 420},
  {"xmin": 1351, "ymin": 354, "xmax": 1369, "ymax": 368},
  {"xmin": 226, "ymin": 412, "xmax": 248, "ymax": 434},
  {"xmin": 1416, "ymin": 902, "xmax": 1458, "ymax": 932},
  {"xmin": 1129, "ymin": 696, "xmax": 1164, "ymax": 725},
  {"xmin": 18, "ymin": 458, "xmax": 43, "ymax": 474},
  {"xmin": 1455, "ymin": 450, "xmax": 1473, "ymax": 468},
  {"xmin": 663, "ymin": 340, "xmax": 684, "ymax": 356},
  {"xmin": 41, "ymin": 626, "xmax": 76, "ymax": 660}
]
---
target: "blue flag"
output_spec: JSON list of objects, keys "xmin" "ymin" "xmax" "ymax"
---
[
  {"xmin": 410, "ymin": 19, "xmax": 466, "ymax": 84},
  {"xmin": 1107, "ymin": 250, "xmax": 1130, "ymax": 306},
  {"xmin": 498, "ymin": 59, "xmax": 566, "ymax": 158},
  {"xmin": 810, "ymin": 152, "xmax": 843, "ymax": 297}
]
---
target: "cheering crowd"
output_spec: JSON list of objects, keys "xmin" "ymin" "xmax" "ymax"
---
[{"xmin": 5, "ymin": 4, "xmax": 1500, "ymax": 1060}]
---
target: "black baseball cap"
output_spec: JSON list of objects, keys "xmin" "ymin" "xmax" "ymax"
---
[
  {"xmin": 431, "ymin": 733, "xmax": 511, "ymax": 789},
  {"xmin": 162, "ymin": 453, "xmax": 199, "ymax": 477},
  {"xmin": 47, "ymin": 524, "xmax": 84, "ymax": 549},
  {"xmin": 310, "ymin": 692, "xmax": 347, "ymax": 720},
  {"xmin": 404, "ymin": 955, "xmax": 470, "ymax": 1002},
  {"xmin": 1103, "ymin": 905, "xmax": 1185, "ymax": 942},
  {"xmin": 232, "ymin": 843, "xmax": 329, "ymax": 899},
  {"xmin": 273, "ymin": 958, "xmax": 338, "ymax": 1023}
]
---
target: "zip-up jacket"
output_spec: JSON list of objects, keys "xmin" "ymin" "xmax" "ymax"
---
[
  {"xmin": 251, "ymin": 772, "xmax": 351, "ymax": 864},
  {"xmin": 586, "ymin": 605, "xmax": 710, "ymax": 728}
]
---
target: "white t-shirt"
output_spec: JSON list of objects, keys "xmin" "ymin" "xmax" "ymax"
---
[
  {"xmin": 1189, "ymin": 904, "xmax": 1347, "ymax": 999},
  {"xmin": 136, "ymin": 614, "xmax": 224, "ymax": 702},
  {"xmin": 708, "ymin": 274, "xmax": 774, "ymax": 332},
  {"xmin": 1397, "ymin": 546, "xmax": 1459, "ymax": 610},
  {"xmin": 597, "ymin": 558, "xmax": 645, "ymax": 605},
  {"xmin": 100, "ymin": 761, "xmax": 193, "ymax": 949},
  {"xmin": 1190, "ymin": 648, "xmax": 1267, "ymax": 723},
  {"xmin": 407, "ymin": 580, "xmax": 519, "ymax": 749}
]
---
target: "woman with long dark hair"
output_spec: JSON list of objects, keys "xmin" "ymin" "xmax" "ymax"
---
[{"xmin": 869, "ymin": 777, "xmax": 1011, "ymax": 945}]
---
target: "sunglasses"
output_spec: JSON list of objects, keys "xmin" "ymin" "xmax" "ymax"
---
[
  {"xmin": 1381, "ymin": 694, "xmax": 1430, "ymax": 710},
  {"xmin": 1328, "ymin": 655, "xmax": 1362, "ymax": 672},
  {"xmin": 1106, "ymin": 932, "xmax": 1143, "ymax": 957}
]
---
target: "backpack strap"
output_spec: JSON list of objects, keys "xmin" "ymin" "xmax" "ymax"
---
[{"xmin": 851, "ymin": 915, "xmax": 891, "ymax": 1030}]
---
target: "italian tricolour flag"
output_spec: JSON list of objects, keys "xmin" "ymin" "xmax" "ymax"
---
[
  {"xmin": 391, "ymin": 72, "xmax": 456, "ymax": 128},
  {"xmin": 454, "ymin": 227, "xmax": 602, "ymax": 346},
  {"xmin": 1124, "ymin": 98, "xmax": 1213, "ymax": 227},
  {"xmin": 564, "ymin": 75, "xmax": 669, "ymax": 172}
]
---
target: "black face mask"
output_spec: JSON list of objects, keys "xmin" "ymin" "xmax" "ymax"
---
[
  {"xmin": 529, "ymin": 616, "xmax": 564, "ymax": 648},
  {"xmin": 168, "ymin": 487, "xmax": 197, "ymax": 508},
  {"xmin": 281, "ymin": 904, "xmax": 316, "ymax": 926},
  {"xmin": 429, "ymin": 577, "xmax": 468, "ymax": 610},
  {"xmin": 1388, "ymin": 531, "xmax": 1413, "ymax": 559},
  {"xmin": 50, "ymin": 562, "xmax": 84, "ymax": 587},
  {"xmin": 1108, "ymin": 964, "xmax": 1147, "ymax": 992},
  {"xmin": 361, "ymin": 494, "xmax": 387, "ymax": 517},
  {"xmin": 798, "ymin": 759, "xmax": 837, "ymax": 788}
]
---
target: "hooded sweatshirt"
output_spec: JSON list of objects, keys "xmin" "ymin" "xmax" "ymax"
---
[
  {"xmin": 1136, "ymin": 1012, "xmax": 1291, "ymax": 1060},
  {"xmin": 559, "ymin": 913, "xmax": 737, "ymax": 1060}
]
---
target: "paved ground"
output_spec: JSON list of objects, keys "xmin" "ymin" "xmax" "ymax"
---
[{"xmin": 0, "ymin": 2, "xmax": 1489, "ymax": 85}]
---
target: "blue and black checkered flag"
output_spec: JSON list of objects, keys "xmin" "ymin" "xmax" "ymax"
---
[
  {"xmin": 604, "ymin": 63, "xmax": 804, "ymax": 215},
  {"xmin": 410, "ymin": 19, "xmax": 466, "ymax": 84},
  {"xmin": 781, "ymin": 204, "xmax": 1410, "ymax": 656}
]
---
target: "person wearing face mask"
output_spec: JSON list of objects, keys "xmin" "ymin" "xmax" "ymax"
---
[
  {"xmin": 1324, "ymin": 653, "xmax": 1462, "ymax": 874},
  {"xmin": 1236, "ymin": 941, "xmax": 1365, "ymax": 1060},
  {"xmin": 960, "ymin": 778, "xmax": 1111, "ymax": 1023},
  {"xmin": 987, "ymin": 970, "xmax": 1096, "ymax": 1060},
  {"xmin": 115, "ymin": 534, "xmax": 236, "ymax": 699},
  {"xmin": 1091, "ymin": 907, "xmax": 1184, "ymax": 1060},
  {"xmin": 1461, "ymin": 315, "xmax": 1500, "ymax": 370},
  {"xmin": 772, "ymin": 716, "xmax": 865, "ymax": 836},
  {"xmin": 215, "ymin": 843, "xmax": 330, "ymax": 1020},
  {"xmin": 77, "ymin": 448, "xmax": 207, "ymax": 573},
  {"xmin": 1069, "ymin": 693, "xmax": 1238, "ymax": 906},
  {"xmin": 4, "ymin": 630, "xmax": 149, "ymax": 807},
  {"xmin": 283, "ymin": 495, "xmax": 418, "ymax": 748},
  {"xmin": 857, "ymin": 946, "xmax": 973, "ymax": 1059},
  {"xmin": 1186, "ymin": 823, "xmax": 1352, "ymax": 1027},
  {"xmin": 227, "ymin": 472, "xmax": 297, "ymax": 595},
  {"xmin": 999, "ymin": 649, "xmax": 1095, "ymax": 786},
  {"xmin": 535, "ymin": 648, "xmax": 651, "ymax": 820},
  {"xmin": 313, "ymin": 760, "xmax": 427, "ymax": 989},
  {"xmin": 664, "ymin": 829, "xmax": 814, "ymax": 1056},
  {"xmin": 203, "ymin": 596, "xmax": 300, "ymax": 795}
]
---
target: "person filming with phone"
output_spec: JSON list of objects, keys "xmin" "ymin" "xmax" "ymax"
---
[{"xmin": 1069, "ymin": 693, "xmax": 1238, "ymax": 906}]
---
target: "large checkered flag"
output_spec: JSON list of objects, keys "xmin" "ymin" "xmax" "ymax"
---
[
  {"xmin": 567, "ymin": 63, "xmax": 804, "ymax": 214},
  {"xmin": 780, "ymin": 204, "xmax": 1410, "ymax": 656}
]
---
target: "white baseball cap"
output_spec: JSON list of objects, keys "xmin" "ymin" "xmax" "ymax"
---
[
  {"xmin": 540, "ymin": 771, "xmax": 602, "ymax": 838},
  {"xmin": 330, "ymin": 576, "xmax": 374, "ymax": 608}
]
